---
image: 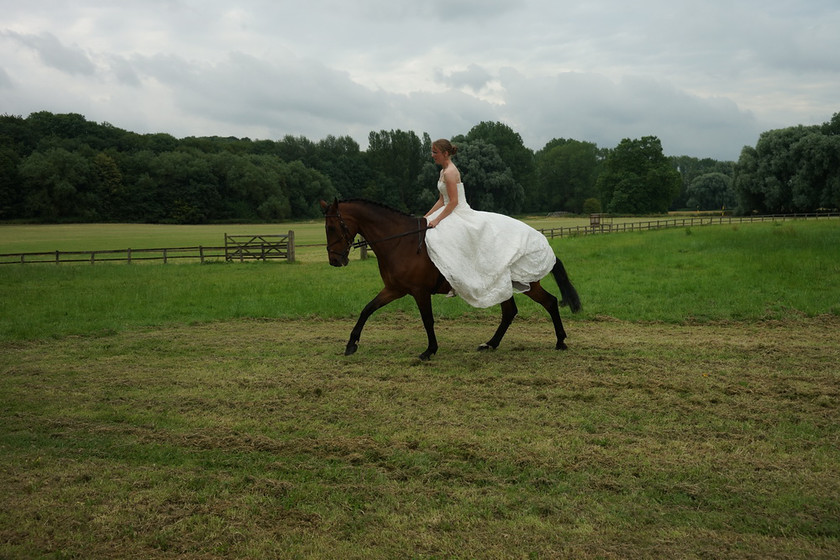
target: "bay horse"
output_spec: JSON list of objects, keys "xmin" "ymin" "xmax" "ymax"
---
[{"xmin": 320, "ymin": 199, "xmax": 581, "ymax": 360}]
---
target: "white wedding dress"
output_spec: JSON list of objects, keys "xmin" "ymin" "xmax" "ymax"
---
[{"xmin": 425, "ymin": 181, "xmax": 556, "ymax": 308}]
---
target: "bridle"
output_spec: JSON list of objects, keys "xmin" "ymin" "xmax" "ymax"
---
[
  {"xmin": 325, "ymin": 206, "xmax": 430, "ymax": 260},
  {"xmin": 324, "ymin": 209, "xmax": 356, "ymax": 262}
]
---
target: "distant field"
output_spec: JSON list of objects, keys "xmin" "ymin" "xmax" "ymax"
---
[
  {"xmin": 0, "ymin": 222, "xmax": 319, "ymax": 252},
  {"xmin": 0, "ymin": 215, "xmax": 617, "ymax": 263}
]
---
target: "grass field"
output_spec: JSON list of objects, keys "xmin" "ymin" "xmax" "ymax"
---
[
  {"xmin": 1, "ymin": 218, "xmax": 839, "ymax": 558},
  {"xmin": 1, "ymin": 220, "xmax": 837, "ymax": 341}
]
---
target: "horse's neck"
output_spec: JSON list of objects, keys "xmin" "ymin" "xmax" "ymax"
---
[{"xmin": 347, "ymin": 202, "xmax": 413, "ymax": 240}]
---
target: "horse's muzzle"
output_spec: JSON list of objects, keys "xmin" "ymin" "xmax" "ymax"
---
[{"xmin": 329, "ymin": 254, "xmax": 349, "ymax": 267}]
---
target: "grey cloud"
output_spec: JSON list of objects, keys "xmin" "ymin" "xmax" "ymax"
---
[
  {"xmin": 129, "ymin": 50, "xmax": 387, "ymax": 134},
  {"xmin": 107, "ymin": 56, "xmax": 143, "ymax": 87},
  {"xmin": 0, "ymin": 66, "xmax": 12, "ymax": 89},
  {"xmin": 3, "ymin": 30, "xmax": 96, "ymax": 76},
  {"xmin": 435, "ymin": 64, "xmax": 494, "ymax": 92},
  {"xmin": 497, "ymin": 70, "xmax": 761, "ymax": 159}
]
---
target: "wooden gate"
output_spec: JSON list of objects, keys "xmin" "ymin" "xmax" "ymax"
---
[{"xmin": 224, "ymin": 232, "xmax": 295, "ymax": 262}]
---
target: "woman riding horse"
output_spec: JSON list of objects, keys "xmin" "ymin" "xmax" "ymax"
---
[{"xmin": 321, "ymin": 139, "xmax": 580, "ymax": 360}]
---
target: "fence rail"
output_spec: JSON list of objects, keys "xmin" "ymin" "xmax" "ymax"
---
[
  {"xmin": 0, "ymin": 245, "xmax": 231, "ymax": 265},
  {"xmin": 537, "ymin": 212, "xmax": 840, "ymax": 239},
  {"xmin": 1, "ymin": 231, "xmax": 296, "ymax": 265}
]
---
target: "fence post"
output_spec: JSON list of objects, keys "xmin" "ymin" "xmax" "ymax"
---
[
  {"xmin": 359, "ymin": 237, "xmax": 368, "ymax": 260},
  {"xmin": 127, "ymin": 248, "xmax": 132, "ymax": 264},
  {"xmin": 199, "ymin": 246, "xmax": 204, "ymax": 263},
  {"xmin": 288, "ymin": 231, "xmax": 295, "ymax": 263}
]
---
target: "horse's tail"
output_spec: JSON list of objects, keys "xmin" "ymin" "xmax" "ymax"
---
[{"xmin": 552, "ymin": 257, "xmax": 582, "ymax": 313}]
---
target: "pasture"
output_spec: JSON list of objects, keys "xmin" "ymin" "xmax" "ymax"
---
[{"xmin": 1, "ymin": 219, "xmax": 839, "ymax": 558}]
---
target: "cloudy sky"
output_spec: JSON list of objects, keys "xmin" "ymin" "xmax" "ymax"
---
[{"xmin": 2, "ymin": 0, "xmax": 838, "ymax": 161}]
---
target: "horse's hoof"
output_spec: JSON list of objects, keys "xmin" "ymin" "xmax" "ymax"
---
[
  {"xmin": 477, "ymin": 343, "xmax": 496, "ymax": 352},
  {"xmin": 555, "ymin": 341, "xmax": 568, "ymax": 351},
  {"xmin": 344, "ymin": 344, "xmax": 358, "ymax": 356},
  {"xmin": 418, "ymin": 351, "xmax": 435, "ymax": 361}
]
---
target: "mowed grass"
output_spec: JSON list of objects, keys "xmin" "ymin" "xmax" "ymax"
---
[
  {"xmin": 2, "ymin": 318, "xmax": 838, "ymax": 558},
  {"xmin": 1, "ymin": 218, "xmax": 839, "ymax": 558}
]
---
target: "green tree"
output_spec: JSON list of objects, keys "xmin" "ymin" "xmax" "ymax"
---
[
  {"xmin": 685, "ymin": 172, "xmax": 735, "ymax": 211},
  {"xmin": 314, "ymin": 135, "xmax": 371, "ymax": 201},
  {"xmin": 92, "ymin": 152, "xmax": 124, "ymax": 217},
  {"xmin": 455, "ymin": 140, "xmax": 523, "ymax": 214},
  {"xmin": 535, "ymin": 139, "xmax": 601, "ymax": 213},
  {"xmin": 582, "ymin": 197, "xmax": 602, "ymax": 215},
  {"xmin": 733, "ymin": 120, "xmax": 839, "ymax": 213},
  {"xmin": 139, "ymin": 132, "xmax": 179, "ymax": 154},
  {"xmin": 276, "ymin": 135, "xmax": 317, "ymax": 166},
  {"xmin": 0, "ymin": 144, "xmax": 22, "ymax": 219},
  {"xmin": 365, "ymin": 130, "xmax": 428, "ymax": 211},
  {"xmin": 597, "ymin": 136, "xmax": 681, "ymax": 214},
  {"xmin": 790, "ymin": 130, "xmax": 840, "ymax": 210},
  {"xmin": 670, "ymin": 155, "xmax": 735, "ymax": 210},
  {"xmin": 279, "ymin": 160, "xmax": 338, "ymax": 219},
  {"xmin": 462, "ymin": 121, "xmax": 536, "ymax": 210},
  {"xmin": 146, "ymin": 150, "xmax": 220, "ymax": 223},
  {"xmin": 0, "ymin": 113, "xmax": 38, "ymax": 157},
  {"xmin": 212, "ymin": 153, "xmax": 288, "ymax": 221},
  {"xmin": 19, "ymin": 148, "xmax": 96, "ymax": 221}
]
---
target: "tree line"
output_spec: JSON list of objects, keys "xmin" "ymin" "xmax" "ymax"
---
[{"xmin": 0, "ymin": 111, "xmax": 837, "ymax": 223}]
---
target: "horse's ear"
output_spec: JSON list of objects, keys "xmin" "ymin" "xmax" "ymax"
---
[{"xmin": 319, "ymin": 200, "xmax": 328, "ymax": 213}]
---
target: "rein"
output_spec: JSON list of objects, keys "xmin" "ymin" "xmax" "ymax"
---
[
  {"xmin": 325, "ymin": 209, "xmax": 430, "ymax": 259},
  {"xmin": 350, "ymin": 223, "xmax": 429, "ymax": 250}
]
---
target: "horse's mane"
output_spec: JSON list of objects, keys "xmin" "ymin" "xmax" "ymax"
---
[{"xmin": 340, "ymin": 198, "xmax": 416, "ymax": 219}]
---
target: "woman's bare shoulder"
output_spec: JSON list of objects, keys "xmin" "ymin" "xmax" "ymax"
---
[{"xmin": 442, "ymin": 164, "xmax": 462, "ymax": 184}]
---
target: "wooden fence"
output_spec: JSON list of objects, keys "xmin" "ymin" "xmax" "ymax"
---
[
  {"xmin": 538, "ymin": 212, "xmax": 840, "ymax": 239},
  {"xmin": 0, "ymin": 245, "xmax": 228, "ymax": 265},
  {"xmin": 1, "ymin": 231, "xmax": 295, "ymax": 265}
]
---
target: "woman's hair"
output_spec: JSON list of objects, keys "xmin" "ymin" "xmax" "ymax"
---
[{"xmin": 433, "ymin": 138, "xmax": 458, "ymax": 156}]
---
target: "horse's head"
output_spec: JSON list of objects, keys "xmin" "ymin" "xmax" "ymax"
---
[{"xmin": 320, "ymin": 199, "xmax": 355, "ymax": 267}]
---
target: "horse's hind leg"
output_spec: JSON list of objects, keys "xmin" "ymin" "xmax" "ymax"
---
[
  {"xmin": 525, "ymin": 282, "xmax": 569, "ymax": 350},
  {"xmin": 479, "ymin": 297, "xmax": 518, "ymax": 351},
  {"xmin": 345, "ymin": 288, "xmax": 401, "ymax": 356},
  {"xmin": 413, "ymin": 291, "xmax": 439, "ymax": 361}
]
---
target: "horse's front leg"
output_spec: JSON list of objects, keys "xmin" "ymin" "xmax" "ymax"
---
[
  {"xmin": 346, "ymin": 288, "xmax": 402, "ymax": 356},
  {"xmin": 413, "ymin": 291, "xmax": 438, "ymax": 361}
]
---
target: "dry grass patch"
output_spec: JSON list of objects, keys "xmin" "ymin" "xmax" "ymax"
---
[{"xmin": 2, "ymin": 316, "xmax": 839, "ymax": 559}]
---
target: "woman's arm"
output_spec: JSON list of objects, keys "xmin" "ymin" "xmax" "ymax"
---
[
  {"xmin": 427, "ymin": 171, "xmax": 459, "ymax": 228},
  {"xmin": 424, "ymin": 194, "xmax": 444, "ymax": 218}
]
